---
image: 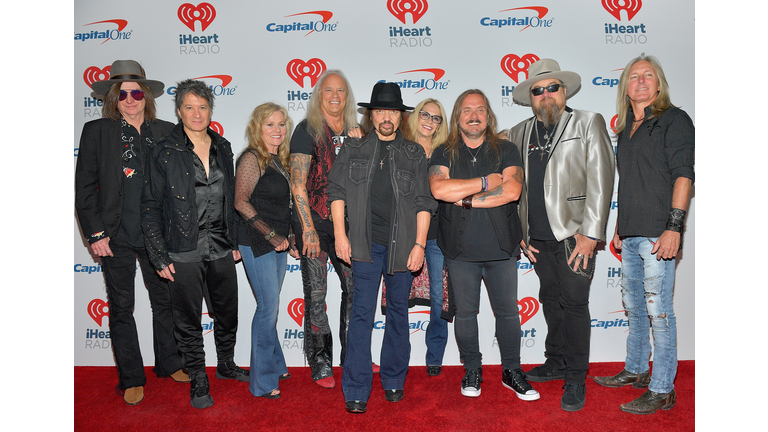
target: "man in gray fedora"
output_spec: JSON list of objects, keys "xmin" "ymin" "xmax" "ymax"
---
[{"xmin": 508, "ymin": 58, "xmax": 615, "ymax": 411}]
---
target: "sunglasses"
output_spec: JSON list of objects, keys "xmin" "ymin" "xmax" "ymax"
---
[
  {"xmin": 119, "ymin": 89, "xmax": 146, "ymax": 101},
  {"xmin": 530, "ymin": 83, "xmax": 562, "ymax": 96},
  {"xmin": 419, "ymin": 110, "xmax": 443, "ymax": 124}
]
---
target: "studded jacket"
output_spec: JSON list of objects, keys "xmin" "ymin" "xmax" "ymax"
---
[{"xmin": 141, "ymin": 122, "xmax": 237, "ymax": 270}]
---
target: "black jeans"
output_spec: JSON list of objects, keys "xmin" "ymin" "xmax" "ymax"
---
[
  {"xmin": 100, "ymin": 235, "xmax": 182, "ymax": 389},
  {"xmin": 530, "ymin": 238, "xmax": 593, "ymax": 383},
  {"xmin": 445, "ymin": 257, "xmax": 521, "ymax": 371},
  {"xmin": 167, "ymin": 254, "xmax": 239, "ymax": 375}
]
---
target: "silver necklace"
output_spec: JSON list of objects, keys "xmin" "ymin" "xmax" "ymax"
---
[
  {"xmin": 465, "ymin": 144, "xmax": 482, "ymax": 166},
  {"xmin": 532, "ymin": 122, "xmax": 556, "ymax": 161}
]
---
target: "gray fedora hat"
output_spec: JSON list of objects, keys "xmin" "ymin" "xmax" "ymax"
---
[
  {"xmin": 512, "ymin": 59, "xmax": 581, "ymax": 106},
  {"xmin": 90, "ymin": 60, "xmax": 165, "ymax": 97},
  {"xmin": 358, "ymin": 82, "xmax": 413, "ymax": 111}
]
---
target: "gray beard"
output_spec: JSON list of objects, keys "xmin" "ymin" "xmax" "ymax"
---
[{"xmin": 535, "ymin": 100, "xmax": 561, "ymax": 128}]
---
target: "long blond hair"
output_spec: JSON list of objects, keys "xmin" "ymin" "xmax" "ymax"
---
[
  {"xmin": 305, "ymin": 70, "xmax": 358, "ymax": 141},
  {"xmin": 405, "ymin": 98, "xmax": 449, "ymax": 156},
  {"xmin": 615, "ymin": 53, "xmax": 674, "ymax": 134},
  {"xmin": 243, "ymin": 103, "xmax": 293, "ymax": 172}
]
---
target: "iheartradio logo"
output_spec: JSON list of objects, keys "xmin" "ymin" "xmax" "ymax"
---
[
  {"xmin": 209, "ymin": 121, "xmax": 224, "ymax": 136},
  {"xmin": 287, "ymin": 298, "xmax": 305, "ymax": 327},
  {"xmin": 610, "ymin": 114, "xmax": 619, "ymax": 134},
  {"xmin": 286, "ymin": 58, "xmax": 326, "ymax": 88},
  {"xmin": 500, "ymin": 54, "xmax": 540, "ymax": 83},
  {"xmin": 602, "ymin": 0, "xmax": 642, "ymax": 21},
  {"xmin": 88, "ymin": 299, "xmax": 109, "ymax": 327},
  {"xmin": 388, "ymin": 0, "xmax": 428, "ymax": 24},
  {"xmin": 518, "ymin": 296, "xmax": 539, "ymax": 326},
  {"xmin": 178, "ymin": 2, "xmax": 217, "ymax": 31},
  {"xmin": 610, "ymin": 240, "xmax": 622, "ymax": 262},
  {"xmin": 83, "ymin": 65, "xmax": 110, "ymax": 89}
]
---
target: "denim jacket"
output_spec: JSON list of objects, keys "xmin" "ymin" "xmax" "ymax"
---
[{"xmin": 327, "ymin": 130, "xmax": 436, "ymax": 275}]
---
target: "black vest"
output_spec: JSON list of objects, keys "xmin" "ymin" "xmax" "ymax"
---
[{"xmin": 436, "ymin": 142, "xmax": 522, "ymax": 260}]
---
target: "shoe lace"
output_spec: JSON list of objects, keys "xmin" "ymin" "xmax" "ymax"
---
[
  {"xmin": 512, "ymin": 369, "xmax": 533, "ymax": 391},
  {"xmin": 463, "ymin": 369, "xmax": 480, "ymax": 388},
  {"xmin": 192, "ymin": 377, "xmax": 210, "ymax": 397}
]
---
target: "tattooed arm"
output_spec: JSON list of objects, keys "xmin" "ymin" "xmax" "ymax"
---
[
  {"xmin": 428, "ymin": 164, "xmax": 504, "ymax": 203},
  {"xmin": 290, "ymin": 153, "xmax": 320, "ymax": 258},
  {"xmin": 471, "ymin": 165, "xmax": 523, "ymax": 208}
]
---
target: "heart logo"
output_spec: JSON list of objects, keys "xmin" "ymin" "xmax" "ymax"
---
[
  {"xmin": 602, "ymin": 0, "xmax": 642, "ymax": 21},
  {"xmin": 287, "ymin": 298, "xmax": 304, "ymax": 327},
  {"xmin": 286, "ymin": 58, "xmax": 327, "ymax": 88},
  {"xmin": 518, "ymin": 296, "xmax": 539, "ymax": 325},
  {"xmin": 209, "ymin": 121, "xmax": 224, "ymax": 136},
  {"xmin": 500, "ymin": 54, "xmax": 540, "ymax": 83},
  {"xmin": 610, "ymin": 240, "xmax": 621, "ymax": 262},
  {"xmin": 84, "ymin": 65, "xmax": 111, "ymax": 89},
  {"xmin": 87, "ymin": 299, "xmax": 109, "ymax": 327},
  {"xmin": 387, "ymin": 0, "xmax": 429, "ymax": 24},
  {"xmin": 178, "ymin": 3, "xmax": 217, "ymax": 32}
]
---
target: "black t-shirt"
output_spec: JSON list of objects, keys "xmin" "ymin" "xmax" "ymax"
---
[
  {"xmin": 527, "ymin": 120, "xmax": 557, "ymax": 241},
  {"xmin": 117, "ymin": 119, "xmax": 147, "ymax": 248},
  {"xmin": 370, "ymin": 139, "xmax": 394, "ymax": 246},
  {"xmin": 430, "ymin": 140, "xmax": 522, "ymax": 261}
]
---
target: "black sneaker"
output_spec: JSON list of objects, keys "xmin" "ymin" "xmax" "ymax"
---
[
  {"xmin": 525, "ymin": 363, "xmax": 565, "ymax": 382},
  {"xmin": 502, "ymin": 368, "xmax": 540, "ymax": 401},
  {"xmin": 190, "ymin": 373, "xmax": 214, "ymax": 409},
  {"xmin": 384, "ymin": 389, "xmax": 404, "ymax": 402},
  {"xmin": 461, "ymin": 368, "xmax": 483, "ymax": 397},
  {"xmin": 216, "ymin": 359, "xmax": 249, "ymax": 382},
  {"xmin": 561, "ymin": 383, "xmax": 586, "ymax": 411}
]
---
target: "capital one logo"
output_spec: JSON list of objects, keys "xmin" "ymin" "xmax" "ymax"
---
[
  {"xmin": 389, "ymin": 68, "xmax": 447, "ymax": 93},
  {"xmin": 167, "ymin": 75, "xmax": 235, "ymax": 96},
  {"xmin": 287, "ymin": 298, "xmax": 305, "ymax": 327},
  {"xmin": 286, "ymin": 58, "xmax": 327, "ymax": 88},
  {"xmin": 602, "ymin": 0, "xmax": 642, "ymax": 21},
  {"xmin": 388, "ymin": 0, "xmax": 428, "ymax": 24},
  {"xmin": 500, "ymin": 53, "xmax": 540, "ymax": 83},
  {"xmin": 178, "ymin": 2, "xmax": 216, "ymax": 31},
  {"xmin": 83, "ymin": 65, "xmax": 110, "ymax": 90},
  {"xmin": 75, "ymin": 19, "xmax": 130, "ymax": 44},
  {"xmin": 88, "ymin": 299, "xmax": 109, "ymax": 327},
  {"xmin": 518, "ymin": 297, "xmax": 539, "ymax": 325}
]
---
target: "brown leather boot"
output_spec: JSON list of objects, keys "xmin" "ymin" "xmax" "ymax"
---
[
  {"xmin": 593, "ymin": 369, "xmax": 650, "ymax": 388},
  {"xmin": 122, "ymin": 386, "xmax": 144, "ymax": 405},
  {"xmin": 170, "ymin": 369, "xmax": 190, "ymax": 383},
  {"xmin": 620, "ymin": 389, "xmax": 676, "ymax": 414}
]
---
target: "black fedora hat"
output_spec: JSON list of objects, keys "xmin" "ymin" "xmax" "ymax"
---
[{"xmin": 358, "ymin": 82, "xmax": 413, "ymax": 111}]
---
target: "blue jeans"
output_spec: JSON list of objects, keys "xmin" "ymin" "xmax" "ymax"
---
[
  {"xmin": 424, "ymin": 239, "xmax": 448, "ymax": 366},
  {"xmin": 240, "ymin": 246, "xmax": 289, "ymax": 397},
  {"xmin": 621, "ymin": 237, "xmax": 677, "ymax": 394},
  {"xmin": 342, "ymin": 243, "xmax": 412, "ymax": 402}
]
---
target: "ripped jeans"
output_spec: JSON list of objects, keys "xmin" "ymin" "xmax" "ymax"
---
[{"xmin": 621, "ymin": 236, "xmax": 677, "ymax": 394}]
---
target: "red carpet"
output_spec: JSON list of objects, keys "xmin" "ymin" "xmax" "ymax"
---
[{"xmin": 74, "ymin": 361, "xmax": 694, "ymax": 431}]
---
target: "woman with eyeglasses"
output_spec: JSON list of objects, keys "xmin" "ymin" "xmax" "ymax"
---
[
  {"xmin": 403, "ymin": 99, "xmax": 451, "ymax": 377},
  {"xmin": 75, "ymin": 60, "xmax": 186, "ymax": 406}
]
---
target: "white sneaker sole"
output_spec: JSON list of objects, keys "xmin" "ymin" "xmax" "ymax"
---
[
  {"xmin": 461, "ymin": 387, "xmax": 481, "ymax": 397},
  {"xmin": 502, "ymin": 381, "xmax": 541, "ymax": 401}
]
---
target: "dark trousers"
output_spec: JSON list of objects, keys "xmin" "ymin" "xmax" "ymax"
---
[
  {"xmin": 445, "ymin": 257, "xmax": 521, "ymax": 371},
  {"xmin": 530, "ymin": 238, "xmax": 592, "ymax": 384},
  {"xmin": 100, "ymin": 235, "xmax": 182, "ymax": 389},
  {"xmin": 292, "ymin": 219, "xmax": 354, "ymax": 379},
  {"xmin": 342, "ymin": 243, "xmax": 411, "ymax": 402},
  {"xmin": 167, "ymin": 254, "xmax": 239, "ymax": 375}
]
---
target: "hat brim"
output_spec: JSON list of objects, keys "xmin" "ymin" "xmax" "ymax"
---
[
  {"xmin": 512, "ymin": 71, "xmax": 581, "ymax": 106},
  {"xmin": 358, "ymin": 101, "xmax": 413, "ymax": 111},
  {"xmin": 91, "ymin": 78, "xmax": 165, "ymax": 98}
]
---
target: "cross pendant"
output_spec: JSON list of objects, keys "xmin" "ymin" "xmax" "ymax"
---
[
  {"xmin": 471, "ymin": 157, "xmax": 476, "ymax": 166},
  {"xmin": 380, "ymin": 160, "xmax": 384, "ymax": 169}
]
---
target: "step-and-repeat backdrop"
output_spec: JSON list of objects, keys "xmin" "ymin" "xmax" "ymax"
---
[{"xmin": 74, "ymin": 0, "xmax": 695, "ymax": 368}]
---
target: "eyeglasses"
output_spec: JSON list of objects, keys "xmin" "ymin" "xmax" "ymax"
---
[
  {"xmin": 530, "ymin": 83, "xmax": 562, "ymax": 97},
  {"xmin": 119, "ymin": 89, "xmax": 145, "ymax": 101},
  {"xmin": 419, "ymin": 110, "xmax": 443, "ymax": 124}
]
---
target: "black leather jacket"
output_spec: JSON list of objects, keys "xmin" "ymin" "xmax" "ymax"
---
[
  {"xmin": 327, "ymin": 130, "xmax": 436, "ymax": 275},
  {"xmin": 141, "ymin": 122, "xmax": 237, "ymax": 270}
]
